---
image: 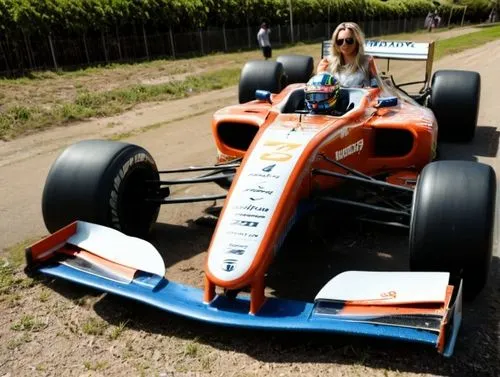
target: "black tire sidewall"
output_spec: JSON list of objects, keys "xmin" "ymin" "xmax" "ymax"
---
[
  {"xmin": 430, "ymin": 70, "xmax": 481, "ymax": 142},
  {"xmin": 409, "ymin": 161, "xmax": 496, "ymax": 299},
  {"xmin": 238, "ymin": 60, "xmax": 284, "ymax": 104},
  {"xmin": 42, "ymin": 140, "xmax": 160, "ymax": 238},
  {"xmin": 105, "ymin": 146, "xmax": 160, "ymax": 237},
  {"xmin": 276, "ymin": 54, "xmax": 314, "ymax": 85}
]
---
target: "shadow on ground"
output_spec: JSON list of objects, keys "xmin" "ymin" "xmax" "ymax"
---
[{"xmin": 438, "ymin": 125, "xmax": 500, "ymax": 161}]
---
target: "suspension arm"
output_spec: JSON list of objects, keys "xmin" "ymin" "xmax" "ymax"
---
[
  {"xmin": 146, "ymin": 194, "xmax": 227, "ymax": 204},
  {"xmin": 316, "ymin": 196, "xmax": 411, "ymax": 217},
  {"xmin": 312, "ymin": 169, "xmax": 414, "ymax": 193}
]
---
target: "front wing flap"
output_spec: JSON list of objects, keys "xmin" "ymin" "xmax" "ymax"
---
[{"xmin": 25, "ymin": 221, "xmax": 462, "ymax": 357}]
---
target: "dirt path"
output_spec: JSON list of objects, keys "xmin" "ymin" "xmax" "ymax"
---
[{"xmin": 1, "ymin": 28, "xmax": 499, "ymax": 377}]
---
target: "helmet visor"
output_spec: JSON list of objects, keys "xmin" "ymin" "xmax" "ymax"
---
[{"xmin": 305, "ymin": 92, "xmax": 331, "ymax": 103}]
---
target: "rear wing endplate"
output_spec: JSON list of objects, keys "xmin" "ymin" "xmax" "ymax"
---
[{"xmin": 322, "ymin": 39, "xmax": 435, "ymax": 89}]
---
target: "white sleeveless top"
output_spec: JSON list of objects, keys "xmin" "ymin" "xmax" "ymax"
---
[{"xmin": 325, "ymin": 56, "xmax": 371, "ymax": 88}]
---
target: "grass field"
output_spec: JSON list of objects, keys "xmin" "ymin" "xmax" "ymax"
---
[
  {"xmin": 1, "ymin": 25, "xmax": 499, "ymax": 141},
  {"xmin": 434, "ymin": 23, "xmax": 500, "ymax": 59}
]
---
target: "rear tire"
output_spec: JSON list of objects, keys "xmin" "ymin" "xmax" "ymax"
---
[
  {"xmin": 409, "ymin": 161, "xmax": 496, "ymax": 300},
  {"xmin": 276, "ymin": 55, "xmax": 314, "ymax": 85},
  {"xmin": 238, "ymin": 61, "xmax": 284, "ymax": 104},
  {"xmin": 42, "ymin": 140, "xmax": 160, "ymax": 238},
  {"xmin": 429, "ymin": 70, "xmax": 481, "ymax": 142}
]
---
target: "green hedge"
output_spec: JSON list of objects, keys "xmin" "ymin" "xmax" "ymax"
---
[{"xmin": 0, "ymin": 0, "xmax": 493, "ymax": 38}]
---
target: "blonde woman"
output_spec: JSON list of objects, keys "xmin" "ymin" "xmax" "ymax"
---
[{"xmin": 317, "ymin": 22, "xmax": 378, "ymax": 88}]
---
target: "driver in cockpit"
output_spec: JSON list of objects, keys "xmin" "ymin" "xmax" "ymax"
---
[{"xmin": 304, "ymin": 72, "xmax": 349, "ymax": 116}]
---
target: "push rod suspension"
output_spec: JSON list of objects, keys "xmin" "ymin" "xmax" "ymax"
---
[
  {"xmin": 146, "ymin": 194, "xmax": 227, "ymax": 204},
  {"xmin": 158, "ymin": 163, "xmax": 240, "ymax": 174},
  {"xmin": 319, "ymin": 154, "xmax": 375, "ymax": 181},
  {"xmin": 317, "ymin": 196, "xmax": 411, "ymax": 216},
  {"xmin": 152, "ymin": 172, "xmax": 235, "ymax": 185},
  {"xmin": 313, "ymin": 168, "xmax": 414, "ymax": 193}
]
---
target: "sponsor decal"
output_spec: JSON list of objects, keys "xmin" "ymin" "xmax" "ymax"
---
[
  {"xmin": 249, "ymin": 163, "xmax": 280, "ymax": 179},
  {"xmin": 230, "ymin": 220, "xmax": 259, "ymax": 227},
  {"xmin": 226, "ymin": 230, "xmax": 259, "ymax": 238},
  {"xmin": 335, "ymin": 139, "xmax": 364, "ymax": 161},
  {"xmin": 380, "ymin": 290, "xmax": 397, "ymax": 299},
  {"xmin": 339, "ymin": 127, "xmax": 349, "ymax": 139},
  {"xmin": 228, "ymin": 242, "xmax": 249, "ymax": 249},
  {"xmin": 232, "ymin": 204, "xmax": 269, "ymax": 212},
  {"xmin": 234, "ymin": 213, "xmax": 266, "ymax": 219},
  {"xmin": 222, "ymin": 258, "xmax": 237, "ymax": 272},
  {"xmin": 225, "ymin": 248, "xmax": 246, "ymax": 256},
  {"xmin": 244, "ymin": 187, "xmax": 273, "ymax": 195},
  {"xmin": 249, "ymin": 172, "xmax": 280, "ymax": 179},
  {"xmin": 262, "ymin": 164, "xmax": 276, "ymax": 172},
  {"xmin": 366, "ymin": 40, "xmax": 416, "ymax": 48}
]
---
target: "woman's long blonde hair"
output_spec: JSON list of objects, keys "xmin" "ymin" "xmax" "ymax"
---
[{"xmin": 328, "ymin": 22, "xmax": 368, "ymax": 76}]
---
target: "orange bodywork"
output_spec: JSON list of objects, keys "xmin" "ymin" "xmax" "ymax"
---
[{"xmin": 205, "ymin": 83, "xmax": 437, "ymax": 313}]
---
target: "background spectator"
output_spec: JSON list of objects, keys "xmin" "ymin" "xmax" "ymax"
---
[
  {"xmin": 425, "ymin": 10, "xmax": 441, "ymax": 32},
  {"xmin": 257, "ymin": 22, "xmax": 272, "ymax": 60}
]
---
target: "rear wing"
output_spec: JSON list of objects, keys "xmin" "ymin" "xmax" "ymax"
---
[{"xmin": 322, "ymin": 39, "xmax": 435, "ymax": 90}]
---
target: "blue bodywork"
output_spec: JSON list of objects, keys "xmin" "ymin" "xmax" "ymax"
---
[{"xmin": 36, "ymin": 262, "xmax": 460, "ymax": 357}]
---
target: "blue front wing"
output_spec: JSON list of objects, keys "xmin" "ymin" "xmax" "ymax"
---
[{"xmin": 36, "ymin": 262, "xmax": 460, "ymax": 357}]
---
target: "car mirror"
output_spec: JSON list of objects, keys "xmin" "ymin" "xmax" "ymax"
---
[
  {"xmin": 255, "ymin": 90, "xmax": 272, "ymax": 104},
  {"xmin": 377, "ymin": 96, "xmax": 398, "ymax": 108}
]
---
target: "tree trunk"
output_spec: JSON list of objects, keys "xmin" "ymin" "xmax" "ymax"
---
[
  {"xmin": 246, "ymin": 15, "xmax": 251, "ymax": 48},
  {"xmin": 101, "ymin": 30, "xmax": 109, "ymax": 63},
  {"xmin": 0, "ymin": 37, "xmax": 10, "ymax": 73},
  {"xmin": 222, "ymin": 23, "xmax": 228, "ymax": 52},
  {"xmin": 83, "ymin": 33, "xmax": 90, "ymax": 65},
  {"xmin": 48, "ymin": 34, "xmax": 58, "ymax": 70},
  {"xmin": 116, "ymin": 24, "xmax": 122, "ymax": 60},
  {"xmin": 169, "ymin": 27, "xmax": 176, "ymax": 59},
  {"xmin": 22, "ymin": 30, "xmax": 33, "ymax": 69},
  {"xmin": 199, "ymin": 29, "xmax": 204, "ymax": 55},
  {"xmin": 142, "ymin": 23, "xmax": 149, "ymax": 59}
]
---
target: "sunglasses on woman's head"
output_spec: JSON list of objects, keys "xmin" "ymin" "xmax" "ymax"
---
[{"xmin": 336, "ymin": 37, "xmax": 355, "ymax": 46}]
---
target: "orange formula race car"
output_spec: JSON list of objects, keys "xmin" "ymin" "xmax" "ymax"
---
[{"xmin": 26, "ymin": 40, "xmax": 495, "ymax": 357}]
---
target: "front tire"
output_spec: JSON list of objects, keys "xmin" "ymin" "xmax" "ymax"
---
[
  {"xmin": 409, "ymin": 161, "xmax": 496, "ymax": 300},
  {"xmin": 42, "ymin": 140, "xmax": 160, "ymax": 238}
]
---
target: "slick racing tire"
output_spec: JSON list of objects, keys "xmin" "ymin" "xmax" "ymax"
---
[
  {"xmin": 42, "ymin": 140, "xmax": 160, "ymax": 238},
  {"xmin": 238, "ymin": 60, "xmax": 284, "ymax": 104},
  {"xmin": 276, "ymin": 55, "xmax": 314, "ymax": 85},
  {"xmin": 429, "ymin": 70, "xmax": 481, "ymax": 142},
  {"xmin": 409, "ymin": 161, "xmax": 496, "ymax": 300}
]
